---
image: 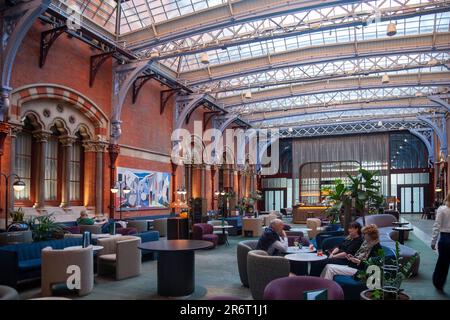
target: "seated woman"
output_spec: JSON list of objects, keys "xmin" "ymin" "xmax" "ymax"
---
[
  {"xmin": 256, "ymin": 219, "xmax": 288, "ymax": 256},
  {"xmin": 320, "ymin": 224, "xmax": 382, "ymax": 280},
  {"xmin": 76, "ymin": 210, "xmax": 94, "ymax": 225},
  {"xmin": 310, "ymin": 222, "xmax": 363, "ymax": 276}
]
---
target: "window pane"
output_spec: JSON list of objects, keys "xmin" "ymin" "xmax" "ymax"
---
[
  {"xmin": 70, "ymin": 142, "xmax": 82, "ymax": 201},
  {"xmin": 45, "ymin": 139, "xmax": 58, "ymax": 201},
  {"xmin": 15, "ymin": 133, "xmax": 32, "ymax": 200}
]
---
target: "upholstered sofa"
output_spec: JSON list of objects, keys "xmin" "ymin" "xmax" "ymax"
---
[
  {"xmin": 0, "ymin": 237, "xmax": 83, "ymax": 288},
  {"xmin": 355, "ymin": 214, "xmax": 420, "ymax": 276},
  {"xmin": 224, "ymin": 217, "xmax": 242, "ymax": 236},
  {"xmin": 237, "ymin": 240, "xmax": 258, "ymax": 287}
]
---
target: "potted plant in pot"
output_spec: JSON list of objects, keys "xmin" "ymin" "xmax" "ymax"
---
[
  {"xmin": 355, "ymin": 242, "xmax": 418, "ymax": 300},
  {"xmin": 26, "ymin": 213, "xmax": 63, "ymax": 241}
]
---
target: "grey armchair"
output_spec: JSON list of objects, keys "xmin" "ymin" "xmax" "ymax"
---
[
  {"xmin": 247, "ymin": 250, "xmax": 290, "ymax": 300},
  {"xmin": 97, "ymin": 236, "xmax": 141, "ymax": 280},
  {"xmin": 0, "ymin": 286, "xmax": 19, "ymax": 300},
  {"xmin": 237, "ymin": 240, "xmax": 258, "ymax": 287},
  {"xmin": 41, "ymin": 246, "xmax": 94, "ymax": 297}
]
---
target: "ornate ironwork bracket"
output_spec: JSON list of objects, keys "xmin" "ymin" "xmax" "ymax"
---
[
  {"xmin": 160, "ymin": 89, "xmax": 180, "ymax": 115},
  {"xmin": 417, "ymin": 115, "xmax": 447, "ymax": 157},
  {"xmin": 90, "ymin": 50, "xmax": 115, "ymax": 87},
  {"xmin": 429, "ymin": 94, "xmax": 450, "ymax": 112},
  {"xmin": 202, "ymin": 111, "xmax": 222, "ymax": 131},
  {"xmin": 132, "ymin": 74, "xmax": 155, "ymax": 104},
  {"xmin": 409, "ymin": 128, "xmax": 435, "ymax": 166},
  {"xmin": 39, "ymin": 24, "xmax": 67, "ymax": 68}
]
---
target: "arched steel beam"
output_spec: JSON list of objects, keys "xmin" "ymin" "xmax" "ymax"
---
[
  {"xmin": 1, "ymin": 0, "xmax": 51, "ymax": 119},
  {"xmin": 409, "ymin": 128, "xmax": 435, "ymax": 166},
  {"xmin": 416, "ymin": 115, "xmax": 447, "ymax": 157}
]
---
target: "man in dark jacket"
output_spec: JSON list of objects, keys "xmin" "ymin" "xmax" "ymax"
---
[{"xmin": 256, "ymin": 219, "xmax": 288, "ymax": 256}]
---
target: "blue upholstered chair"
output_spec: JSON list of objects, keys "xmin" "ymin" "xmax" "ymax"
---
[
  {"xmin": 322, "ymin": 236, "xmax": 347, "ymax": 253},
  {"xmin": 316, "ymin": 230, "xmax": 345, "ymax": 249}
]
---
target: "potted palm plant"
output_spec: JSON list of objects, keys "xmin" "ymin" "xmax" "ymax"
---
[
  {"xmin": 26, "ymin": 213, "xmax": 63, "ymax": 241},
  {"xmin": 356, "ymin": 242, "xmax": 417, "ymax": 300}
]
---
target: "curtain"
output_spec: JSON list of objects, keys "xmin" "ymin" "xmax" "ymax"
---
[{"xmin": 292, "ymin": 133, "xmax": 390, "ymax": 200}]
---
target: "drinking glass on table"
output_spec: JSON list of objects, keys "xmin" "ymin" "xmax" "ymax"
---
[
  {"xmin": 317, "ymin": 249, "xmax": 323, "ymax": 257},
  {"xmin": 293, "ymin": 240, "xmax": 299, "ymax": 248}
]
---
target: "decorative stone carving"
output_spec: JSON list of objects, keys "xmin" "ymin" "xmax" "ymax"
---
[
  {"xmin": 111, "ymin": 120, "xmax": 122, "ymax": 139},
  {"xmin": 32, "ymin": 130, "xmax": 52, "ymax": 142}
]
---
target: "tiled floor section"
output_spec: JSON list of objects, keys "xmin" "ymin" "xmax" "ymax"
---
[{"xmin": 18, "ymin": 216, "xmax": 450, "ymax": 300}]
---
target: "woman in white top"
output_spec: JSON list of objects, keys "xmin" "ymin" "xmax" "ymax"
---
[{"xmin": 431, "ymin": 192, "xmax": 450, "ymax": 291}]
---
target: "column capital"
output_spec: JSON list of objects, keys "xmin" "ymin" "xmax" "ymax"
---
[
  {"xmin": 9, "ymin": 124, "xmax": 23, "ymax": 137},
  {"xmin": 59, "ymin": 135, "xmax": 77, "ymax": 147},
  {"xmin": 33, "ymin": 130, "xmax": 52, "ymax": 142},
  {"xmin": 83, "ymin": 140, "xmax": 108, "ymax": 152}
]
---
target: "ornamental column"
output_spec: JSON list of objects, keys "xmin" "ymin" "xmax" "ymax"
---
[
  {"xmin": 60, "ymin": 136, "xmax": 76, "ymax": 208},
  {"xmin": 33, "ymin": 131, "xmax": 51, "ymax": 208},
  {"xmin": 9, "ymin": 125, "xmax": 22, "ymax": 211},
  {"xmin": 108, "ymin": 144, "xmax": 120, "ymax": 218}
]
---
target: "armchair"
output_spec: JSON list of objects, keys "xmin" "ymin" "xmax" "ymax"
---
[
  {"xmin": 192, "ymin": 223, "xmax": 218, "ymax": 248},
  {"xmin": 236, "ymin": 240, "xmax": 258, "ymax": 287},
  {"xmin": 97, "ymin": 236, "xmax": 141, "ymax": 280},
  {"xmin": 242, "ymin": 217, "xmax": 264, "ymax": 237},
  {"xmin": 153, "ymin": 219, "xmax": 167, "ymax": 237},
  {"xmin": 247, "ymin": 250, "xmax": 290, "ymax": 300},
  {"xmin": 126, "ymin": 220, "xmax": 148, "ymax": 233},
  {"xmin": 41, "ymin": 246, "xmax": 94, "ymax": 297}
]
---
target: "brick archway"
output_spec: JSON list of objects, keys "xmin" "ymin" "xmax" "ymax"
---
[{"xmin": 10, "ymin": 84, "xmax": 109, "ymax": 137}]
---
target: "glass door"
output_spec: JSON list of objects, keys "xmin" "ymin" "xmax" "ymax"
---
[
  {"xmin": 264, "ymin": 189, "xmax": 285, "ymax": 211},
  {"xmin": 399, "ymin": 185, "xmax": 425, "ymax": 214}
]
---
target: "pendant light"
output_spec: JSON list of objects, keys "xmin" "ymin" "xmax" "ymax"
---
[
  {"xmin": 200, "ymin": 52, "xmax": 209, "ymax": 64},
  {"xmin": 387, "ymin": 22, "xmax": 397, "ymax": 36},
  {"xmin": 381, "ymin": 74, "xmax": 390, "ymax": 84}
]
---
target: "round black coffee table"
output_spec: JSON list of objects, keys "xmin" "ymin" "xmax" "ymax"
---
[
  {"xmin": 393, "ymin": 226, "xmax": 413, "ymax": 245},
  {"xmin": 139, "ymin": 239, "xmax": 213, "ymax": 296}
]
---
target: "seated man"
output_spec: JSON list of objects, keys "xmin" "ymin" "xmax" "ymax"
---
[
  {"xmin": 76, "ymin": 210, "xmax": 94, "ymax": 225},
  {"xmin": 310, "ymin": 222, "xmax": 363, "ymax": 276},
  {"xmin": 256, "ymin": 219, "xmax": 288, "ymax": 256}
]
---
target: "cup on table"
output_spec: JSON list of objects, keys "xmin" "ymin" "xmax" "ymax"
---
[{"xmin": 317, "ymin": 249, "xmax": 323, "ymax": 257}]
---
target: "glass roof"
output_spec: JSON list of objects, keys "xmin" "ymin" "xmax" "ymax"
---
[
  {"xmin": 229, "ymin": 86, "xmax": 440, "ymax": 114},
  {"xmin": 120, "ymin": 0, "xmax": 226, "ymax": 33},
  {"xmin": 193, "ymin": 52, "xmax": 450, "ymax": 95},
  {"xmin": 256, "ymin": 107, "xmax": 440, "ymax": 128},
  {"xmin": 164, "ymin": 12, "xmax": 450, "ymax": 72}
]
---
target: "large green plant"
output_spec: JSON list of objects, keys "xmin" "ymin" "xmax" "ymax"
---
[
  {"xmin": 355, "ymin": 242, "xmax": 418, "ymax": 300},
  {"xmin": 26, "ymin": 213, "xmax": 63, "ymax": 241},
  {"xmin": 323, "ymin": 179, "xmax": 351, "ymax": 224},
  {"xmin": 347, "ymin": 168, "xmax": 384, "ymax": 225}
]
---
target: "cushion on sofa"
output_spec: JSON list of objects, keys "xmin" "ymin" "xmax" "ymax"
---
[{"xmin": 18, "ymin": 259, "xmax": 42, "ymax": 272}]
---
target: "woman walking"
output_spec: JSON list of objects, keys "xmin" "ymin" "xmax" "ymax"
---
[{"xmin": 431, "ymin": 192, "xmax": 450, "ymax": 291}]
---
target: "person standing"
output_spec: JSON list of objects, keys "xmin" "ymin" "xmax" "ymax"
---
[{"xmin": 431, "ymin": 192, "xmax": 450, "ymax": 291}]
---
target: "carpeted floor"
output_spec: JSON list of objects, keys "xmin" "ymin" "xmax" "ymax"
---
[{"xmin": 18, "ymin": 218, "xmax": 450, "ymax": 300}]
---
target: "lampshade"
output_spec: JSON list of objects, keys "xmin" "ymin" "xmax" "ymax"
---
[
  {"xmin": 214, "ymin": 190, "xmax": 220, "ymax": 196},
  {"xmin": 387, "ymin": 23, "xmax": 397, "ymax": 36},
  {"xmin": 244, "ymin": 91, "xmax": 252, "ymax": 99},
  {"xmin": 435, "ymin": 187, "xmax": 443, "ymax": 192},
  {"xmin": 110, "ymin": 186, "xmax": 119, "ymax": 194},
  {"xmin": 381, "ymin": 74, "xmax": 390, "ymax": 84},
  {"xmin": 288, "ymin": 127, "xmax": 293, "ymax": 132},
  {"xmin": 377, "ymin": 120, "xmax": 383, "ymax": 127},
  {"xmin": 12, "ymin": 180, "xmax": 26, "ymax": 192},
  {"xmin": 200, "ymin": 52, "xmax": 209, "ymax": 64},
  {"xmin": 123, "ymin": 185, "xmax": 131, "ymax": 194},
  {"xmin": 220, "ymin": 191, "xmax": 226, "ymax": 195}
]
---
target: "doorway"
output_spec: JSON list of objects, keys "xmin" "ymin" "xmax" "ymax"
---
[
  {"xmin": 398, "ymin": 185, "xmax": 427, "ymax": 214},
  {"xmin": 264, "ymin": 189, "xmax": 286, "ymax": 211}
]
